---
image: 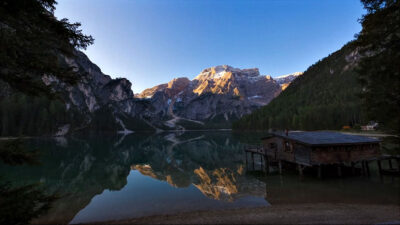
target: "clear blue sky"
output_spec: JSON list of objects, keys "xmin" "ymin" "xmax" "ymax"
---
[{"xmin": 55, "ymin": 0, "xmax": 365, "ymax": 93}]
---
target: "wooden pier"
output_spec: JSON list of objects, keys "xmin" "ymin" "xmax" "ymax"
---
[{"xmin": 244, "ymin": 131, "xmax": 399, "ymax": 177}]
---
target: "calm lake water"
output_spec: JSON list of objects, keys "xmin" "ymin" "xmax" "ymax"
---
[{"xmin": 1, "ymin": 131, "xmax": 399, "ymax": 224}]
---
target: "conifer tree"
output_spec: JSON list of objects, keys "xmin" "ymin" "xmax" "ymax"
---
[
  {"xmin": 356, "ymin": 0, "xmax": 400, "ymax": 133},
  {"xmin": 0, "ymin": 0, "xmax": 94, "ymax": 96}
]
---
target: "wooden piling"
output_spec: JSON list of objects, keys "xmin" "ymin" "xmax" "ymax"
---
[
  {"xmin": 251, "ymin": 153, "xmax": 255, "ymax": 170},
  {"xmin": 337, "ymin": 164, "xmax": 342, "ymax": 177},
  {"xmin": 317, "ymin": 165, "xmax": 322, "ymax": 179},
  {"xmin": 298, "ymin": 164, "xmax": 303, "ymax": 176},
  {"xmin": 278, "ymin": 160, "xmax": 282, "ymax": 174},
  {"xmin": 365, "ymin": 161, "xmax": 370, "ymax": 177},
  {"xmin": 388, "ymin": 159, "xmax": 393, "ymax": 170},
  {"xmin": 377, "ymin": 160, "xmax": 382, "ymax": 176},
  {"xmin": 351, "ymin": 162, "xmax": 355, "ymax": 175},
  {"xmin": 264, "ymin": 155, "xmax": 269, "ymax": 174},
  {"xmin": 361, "ymin": 161, "xmax": 366, "ymax": 176},
  {"xmin": 260, "ymin": 154, "xmax": 263, "ymax": 171},
  {"xmin": 397, "ymin": 159, "xmax": 400, "ymax": 172},
  {"xmin": 245, "ymin": 152, "xmax": 248, "ymax": 169}
]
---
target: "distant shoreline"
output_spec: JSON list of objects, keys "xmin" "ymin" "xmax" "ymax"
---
[{"xmin": 0, "ymin": 129, "xmax": 397, "ymax": 140}]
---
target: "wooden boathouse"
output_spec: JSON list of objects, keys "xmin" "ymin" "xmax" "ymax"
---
[{"xmin": 244, "ymin": 131, "xmax": 399, "ymax": 177}]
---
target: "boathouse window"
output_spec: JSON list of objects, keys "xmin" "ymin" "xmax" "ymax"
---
[
  {"xmin": 269, "ymin": 143, "xmax": 276, "ymax": 149},
  {"xmin": 284, "ymin": 141, "xmax": 292, "ymax": 152}
]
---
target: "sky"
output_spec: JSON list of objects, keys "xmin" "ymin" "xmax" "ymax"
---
[{"xmin": 55, "ymin": 0, "xmax": 365, "ymax": 93}]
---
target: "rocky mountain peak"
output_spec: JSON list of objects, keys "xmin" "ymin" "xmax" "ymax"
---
[
  {"xmin": 167, "ymin": 77, "xmax": 190, "ymax": 90},
  {"xmin": 195, "ymin": 65, "xmax": 260, "ymax": 81}
]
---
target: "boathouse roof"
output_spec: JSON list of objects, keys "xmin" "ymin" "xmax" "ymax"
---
[{"xmin": 262, "ymin": 131, "xmax": 380, "ymax": 146}]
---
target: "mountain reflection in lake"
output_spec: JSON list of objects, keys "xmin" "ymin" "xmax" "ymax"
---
[{"xmin": 0, "ymin": 131, "xmax": 399, "ymax": 224}]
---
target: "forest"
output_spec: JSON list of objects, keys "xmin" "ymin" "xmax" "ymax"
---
[
  {"xmin": 233, "ymin": 43, "xmax": 364, "ymax": 131},
  {"xmin": 234, "ymin": 0, "xmax": 400, "ymax": 134}
]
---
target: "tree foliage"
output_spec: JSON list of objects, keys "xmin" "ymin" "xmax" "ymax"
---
[
  {"xmin": 0, "ymin": 89, "xmax": 86, "ymax": 136},
  {"xmin": 233, "ymin": 43, "xmax": 365, "ymax": 131},
  {"xmin": 355, "ymin": 0, "xmax": 400, "ymax": 133},
  {"xmin": 0, "ymin": 0, "xmax": 93, "ymax": 96}
]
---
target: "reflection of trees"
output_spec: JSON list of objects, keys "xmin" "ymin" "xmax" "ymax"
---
[
  {"xmin": 0, "ymin": 182, "xmax": 58, "ymax": 225},
  {"xmin": 0, "ymin": 139, "xmax": 58, "ymax": 225},
  {"xmin": 0, "ymin": 139, "xmax": 39, "ymax": 165},
  {"xmin": 0, "ymin": 132, "xmax": 266, "ymax": 224}
]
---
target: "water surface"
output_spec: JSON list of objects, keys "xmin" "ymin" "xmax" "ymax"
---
[{"xmin": 0, "ymin": 131, "xmax": 398, "ymax": 224}]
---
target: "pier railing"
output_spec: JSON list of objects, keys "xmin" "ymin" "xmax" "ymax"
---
[{"xmin": 244, "ymin": 144, "xmax": 265, "ymax": 154}]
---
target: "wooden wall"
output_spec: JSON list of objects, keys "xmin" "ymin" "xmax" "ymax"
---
[
  {"xmin": 263, "ymin": 136, "xmax": 380, "ymax": 165},
  {"xmin": 311, "ymin": 144, "xmax": 380, "ymax": 164}
]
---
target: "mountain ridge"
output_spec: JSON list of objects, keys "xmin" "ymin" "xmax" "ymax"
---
[
  {"xmin": 0, "ymin": 54, "xmax": 301, "ymax": 136},
  {"xmin": 135, "ymin": 65, "xmax": 301, "ymax": 130}
]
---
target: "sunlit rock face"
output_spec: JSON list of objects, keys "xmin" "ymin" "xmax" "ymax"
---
[
  {"xmin": 274, "ymin": 72, "xmax": 303, "ymax": 90},
  {"xmin": 137, "ymin": 65, "xmax": 284, "ymax": 128}
]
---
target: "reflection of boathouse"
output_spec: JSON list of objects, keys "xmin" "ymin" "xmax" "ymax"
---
[{"xmin": 246, "ymin": 131, "xmax": 386, "ymax": 177}]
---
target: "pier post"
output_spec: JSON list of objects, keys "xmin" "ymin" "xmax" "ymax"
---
[
  {"xmin": 245, "ymin": 152, "xmax": 248, "ymax": 169},
  {"xmin": 337, "ymin": 164, "xmax": 342, "ymax": 177},
  {"xmin": 388, "ymin": 159, "xmax": 393, "ymax": 170},
  {"xmin": 365, "ymin": 161, "xmax": 370, "ymax": 177},
  {"xmin": 361, "ymin": 161, "xmax": 366, "ymax": 176},
  {"xmin": 317, "ymin": 165, "xmax": 322, "ymax": 179},
  {"xmin": 397, "ymin": 158, "xmax": 400, "ymax": 172},
  {"xmin": 351, "ymin": 162, "xmax": 355, "ymax": 175},
  {"xmin": 278, "ymin": 160, "xmax": 282, "ymax": 174},
  {"xmin": 377, "ymin": 160, "xmax": 382, "ymax": 176},
  {"xmin": 251, "ymin": 153, "xmax": 255, "ymax": 170},
  {"xmin": 260, "ymin": 154, "xmax": 263, "ymax": 171},
  {"xmin": 298, "ymin": 164, "xmax": 303, "ymax": 177},
  {"xmin": 264, "ymin": 155, "xmax": 269, "ymax": 174}
]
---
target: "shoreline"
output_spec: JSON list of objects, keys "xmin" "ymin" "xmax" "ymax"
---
[{"xmin": 90, "ymin": 203, "xmax": 400, "ymax": 225}]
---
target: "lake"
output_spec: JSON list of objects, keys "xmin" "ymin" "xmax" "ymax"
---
[{"xmin": 1, "ymin": 131, "xmax": 399, "ymax": 224}]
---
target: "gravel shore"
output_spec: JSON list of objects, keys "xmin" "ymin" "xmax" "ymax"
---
[{"xmin": 92, "ymin": 203, "xmax": 400, "ymax": 224}]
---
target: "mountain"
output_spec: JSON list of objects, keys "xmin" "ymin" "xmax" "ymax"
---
[
  {"xmin": 136, "ymin": 65, "xmax": 284, "ymax": 129},
  {"xmin": 274, "ymin": 72, "xmax": 303, "ymax": 90},
  {"xmin": 233, "ymin": 42, "xmax": 365, "ymax": 131},
  {"xmin": 0, "ymin": 55, "xmax": 300, "ymax": 135},
  {"xmin": 0, "ymin": 50, "xmax": 157, "ymax": 136}
]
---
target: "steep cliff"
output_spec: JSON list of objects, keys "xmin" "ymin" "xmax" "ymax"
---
[{"xmin": 0, "ymin": 50, "xmax": 156, "ymax": 136}]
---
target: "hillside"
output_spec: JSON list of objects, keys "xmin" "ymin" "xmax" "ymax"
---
[
  {"xmin": 0, "ymin": 50, "xmax": 156, "ymax": 136},
  {"xmin": 233, "ymin": 42, "xmax": 365, "ymax": 131}
]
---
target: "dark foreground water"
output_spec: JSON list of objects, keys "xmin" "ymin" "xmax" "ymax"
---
[{"xmin": 0, "ymin": 131, "xmax": 399, "ymax": 224}]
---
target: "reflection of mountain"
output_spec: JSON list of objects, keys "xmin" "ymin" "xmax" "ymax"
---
[
  {"xmin": 129, "ymin": 132, "xmax": 266, "ymax": 202},
  {"xmin": 0, "ymin": 132, "xmax": 264, "ymax": 224},
  {"xmin": 193, "ymin": 166, "xmax": 243, "ymax": 201}
]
